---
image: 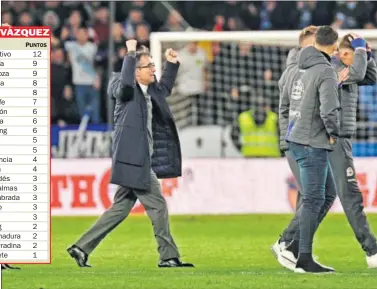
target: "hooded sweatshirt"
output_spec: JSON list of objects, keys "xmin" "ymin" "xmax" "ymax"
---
[{"xmin": 281, "ymin": 46, "xmax": 340, "ymax": 150}]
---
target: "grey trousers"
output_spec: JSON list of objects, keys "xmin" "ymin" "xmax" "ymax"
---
[
  {"xmin": 281, "ymin": 138, "xmax": 377, "ymax": 256},
  {"xmin": 74, "ymin": 171, "xmax": 180, "ymax": 261}
]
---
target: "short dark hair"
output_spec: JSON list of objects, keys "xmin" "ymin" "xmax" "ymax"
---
[
  {"xmin": 298, "ymin": 25, "xmax": 318, "ymax": 45},
  {"xmin": 315, "ymin": 26, "xmax": 338, "ymax": 46},
  {"xmin": 338, "ymin": 33, "xmax": 354, "ymax": 50},
  {"xmin": 135, "ymin": 45, "xmax": 151, "ymax": 67}
]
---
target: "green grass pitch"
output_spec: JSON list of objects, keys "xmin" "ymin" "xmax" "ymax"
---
[{"xmin": 3, "ymin": 214, "xmax": 377, "ymax": 289}]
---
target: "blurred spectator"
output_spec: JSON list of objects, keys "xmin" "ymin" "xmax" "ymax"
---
[
  {"xmin": 18, "ymin": 11, "xmax": 34, "ymax": 26},
  {"xmin": 332, "ymin": 1, "xmax": 371, "ymax": 29},
  {"xmin": 259, "ymin": 1, "xmax": 297, "ymax": 30},
  {"xmin": 51, "ymin": 47, "xmax": 79, "ymax": 125},
  {"xmin": 160, "ymin": 9, "xmax": 185, "ymax": 32},
  {"xmin": 43, "ymin": 10, "xmax": 61, "ymax": 38},
  {"xmin": 176, "ymin": 42, "xmax": 208, "ymax": 125},
  {"xmin": 258, "ymin": 68, "xmax": 279, "ymax": 114},
  {"xmin": 1, "ymin": 11, "xmax": 13, "ymax": 26},
  {"xmin": 238, "ymin": 2, "xmax": 260, "ymax": 30},
  {"xmin": 135, "ymin": 22, "xmax": 150, "ymax": 49},
  {"xmin": 294, "ymin": 1, "xmax": 335, "ymax": 28},
  {"xmin": 64, "ymin": 27, "xmax": 101, "ymax": 123},
  {"xmin": 296, "ymin": 1, "xmax": 315, "ymax": 29},
  {"xmin": 226, "ymin": 17, "xmax": 244, "ymax": 31},
  {"xmin": 213, "ymin": 15, "xmax": 225, "ymax": 31},
  {"xmin": 9, "ymin": 2, "xmax": 28, "ymax": 20},
  {"xmin": 60, "ymin": 10, "xmax": 83, "ymax": 42},
  {"xmin": 93, "ymin": 6, "xmax": 109, "ymax": 45},
  {"xmin": 122, "ymin": 7, "xmax": 144, "ymax": 39}
]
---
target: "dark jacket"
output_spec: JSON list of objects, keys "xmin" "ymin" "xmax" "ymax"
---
[
  {"xmin": 282, "ymin": 46, "xmax": 340, "ymax": 150},
  {"xmin": 332, "ymin": 49, "xmax": 377, "ymax": 137},
  {"xmin": 107, "ymin": 54, "xmax": 182, "ymax": 190}
]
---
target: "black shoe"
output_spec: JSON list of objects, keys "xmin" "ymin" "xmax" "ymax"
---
[
  {"xmin": 1, "ymin": 264, "xmax": 20, "ymax": 270},
  {"xmin": 158, "ymin": 258, "xmax": 194, "ymax": 268},
  {"xmin": 285, "ymin": 239, "xmax": 299, "ymax": 259},
  {"xmin": 294, "ymin": 259, "xmax": 335, "ymax": 274},
  {"xmin": 67, "ymin": 245, "xmax": 91, "ymax": 267}
]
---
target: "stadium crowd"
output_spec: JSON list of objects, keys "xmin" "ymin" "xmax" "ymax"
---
[{"xmin": 2, "ymin": 1, "xmax": 377, "ymax": 141}]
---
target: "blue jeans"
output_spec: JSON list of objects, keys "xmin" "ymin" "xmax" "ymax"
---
[
  {"xmin": 288, "ymin": 142, "xmax": 332, "ymax": 254},
  {"xmin": 75, "ymin": 85, "xmax": 101, "ymax": 123}
]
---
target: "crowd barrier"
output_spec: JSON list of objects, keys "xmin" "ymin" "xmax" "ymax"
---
[{"xmin": 51, "ymin": 158, "xmax": 377, "ymax": 216}]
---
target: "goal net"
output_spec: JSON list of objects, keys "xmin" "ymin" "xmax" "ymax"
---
[{"xmin": 150, "ymin": 30, "xmax": 377, "ymax": 157}]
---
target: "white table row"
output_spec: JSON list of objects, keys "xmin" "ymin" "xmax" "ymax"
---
[
  {"xmin": 0, "ymin": 79, "xmax": 48, "ymax": 88},
  {"xmin": 0, "ymin": 240, "xmax": 48, "ymax": 250},
  {"xmin": 0, "ymin": 117, "xmax": 49, "ymax": 126},
  {"xmin": 0, "ymin": 202, "xmax": 49, "ymax": 212},
  {"xmin": 0, "ymin": 213, "xmax": 49, "ymax": 222},
  {"xmin": 0, "ymin": 193, "xmax": 49, "ymax": 202},
  {"xmin": 0, "ymin": 221, "xmax": 48, "ymax": 231},
  {"xmin": 0, "ymin": 107, "xmax": 49, "ymax": 117},
  {"xmin": 0, "ymin": 154, "xmax": 49, "ymax": 163},
  {"xmin": 0, "ymin": 97, "xmax": 48, "ymax": 106},
  {"xmin": 0, "ymin": 88, "xmax": 48, "ymax": 97},
  {"xmin": 0, "ymin": 183, "xmax": 48, "ymax": 192},
  {"xmin": 0, "ymin": 59, "xmax": 49, "ymax": 69},
  {"xmin": 0, "ymin": 50, "xmax": 49, "ymax": 59},
  {"xmin": 0, "ymin": 231, "xmax": 48, "ymax": 241},
  {"xmin": 0, "ymin": 174, "xmax": 48, "ymax": 183},
  {"xmin": 0, "ymin": 69, "xmax": 48, "ymax": 78},
  {"xmin": 0, "ymin": 164, "xmax": 48, "ymax": 173}
]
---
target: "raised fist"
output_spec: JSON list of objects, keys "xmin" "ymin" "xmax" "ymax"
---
[
  {"xmin": 125, "ymin": 39, "xmax": 137, "ymax": 52},
  {"xmin": 165, "ymin": 48, "xmax": 178, "ymax": 63}
]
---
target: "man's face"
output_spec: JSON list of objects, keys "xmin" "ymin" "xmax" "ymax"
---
[
  {"xmin": 52, "ymin": 49, "xmax": 64, "ymax": 64},
  {"xmin": 77, "ymin": 29, "xmax": 88, "ymax": 43},
  {"xmin": 339, "ymin": 47, "xmax": 354, "ymax": 66},
  {"xmin": 136, "ymin": 55, "xmax": 156, "ymax": 85}
]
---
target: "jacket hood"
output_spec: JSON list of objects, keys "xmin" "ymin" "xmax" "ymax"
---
[
  {"xmin": 298, "ymin": 46, "xmax": 331, "ymax": 69},
  {"xmin": 286, "ymin": 47, "xmax": 300, "ymax": 67}
]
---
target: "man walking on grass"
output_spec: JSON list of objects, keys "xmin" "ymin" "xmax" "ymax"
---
[
  {"xmin": 67, "ymin": 40, "xmax": 194, "ymax": 268},
  {"xmin": 273, "ymin": 28, "xmax": 377, "ymax": 271},
  {"xmin": 278, "ymin": 26, "xmax": 340, "ymax": 273}
]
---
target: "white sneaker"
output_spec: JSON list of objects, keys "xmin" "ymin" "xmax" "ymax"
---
[
  {"xmin": 270, "ymin": 240, "xmax": 283, "ymax": 259},
  {"xmin": 279, "ymin": 247, "xmax": 298, "ymax": 271},
  {"xmin": 270, "ymin": 240, "xmax": 297, "ymax": 271},
  {"xmin": 367, "ymin": 253, "xmax": 377, "ymax": 268}
]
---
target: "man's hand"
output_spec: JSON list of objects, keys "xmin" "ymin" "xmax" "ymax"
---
[
  {"xmin": 366, "ymin": 41, "xmax": 372, "ymax": 60},
  {"xmin": 330, "ymin": 137, "xmax": 336, "ymax": 145},
  {"xmin": 349, "ymin": 33, "xmax": 367, "ymax": 50},
  {"xmin": 165, "ymin": 48, "xmax": 178, "ymax": 63},
  {"xmin": 338, "ymin": 67, "xmax": 349, "ymax": 84},
  {"xmin": 367, "ymin": 42, "xmax": 372, "ymax": 52},
  {"xmin": 125, "ymin": 39, "xmax": 137, "ymax": 52}
]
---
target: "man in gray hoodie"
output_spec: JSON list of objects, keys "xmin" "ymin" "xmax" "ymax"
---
[
  {"xmin": 279, "ymin": 26, "xmax": 340, "ymax": 273},
  {"xmin": 272, "ymin": 26, "xmax": 339, "ymax": 271},
  {"xmin": 273, "ymin": 32, "xmax": 377, "ymax": 270}
]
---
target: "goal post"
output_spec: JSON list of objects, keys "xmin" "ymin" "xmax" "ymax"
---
[
  {"xmin": 150, "ymin": 29, "xmax": 377, "ymax": 157},
  {"xmin": 150, "ymin": 29, "xmax": 377, "ymax": 79}
]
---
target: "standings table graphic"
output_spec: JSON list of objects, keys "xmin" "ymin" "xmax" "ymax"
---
[{"xmin": 0, "ymin": 26, "xmax": 51, "ymax": 266}]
